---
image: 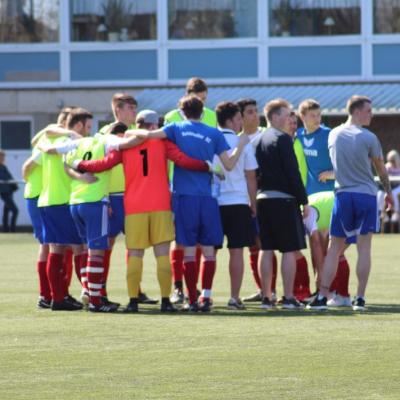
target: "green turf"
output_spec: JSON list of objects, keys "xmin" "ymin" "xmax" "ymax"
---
[{"xmin": 1, "ymin": 234, "xmax": 400, "ymax": 400}]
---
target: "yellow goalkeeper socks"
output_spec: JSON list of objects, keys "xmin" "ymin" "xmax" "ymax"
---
[
  {"xmin": 127, "ymin": 256, "xmax": 143, "ymax": 298},
  {"xmin": 156, "ymin": 255, "xmax": 172, "ymax": 298}
]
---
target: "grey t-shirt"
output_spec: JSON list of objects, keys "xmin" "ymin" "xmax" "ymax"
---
[{"xmin": 328, "ymin": 123, "xmax": 382, "ymax": 195}]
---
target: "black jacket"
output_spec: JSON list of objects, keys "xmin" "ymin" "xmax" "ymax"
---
[
  {"xmin": 254, "ymin": 128, "xmax": 308, "ymax": 205},
  {"xmin": 0, "ymin": 164, "xmax": 17, "ymax": 194}
]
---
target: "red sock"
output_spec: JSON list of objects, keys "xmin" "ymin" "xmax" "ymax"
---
[
  {"xmin": 37, "ymin": 260, "xmax": 51, "ymax": 300},
  {"xmin": 73, "ymin": 254, "xmax": 82, "ymax": 283},
  {"xmin": 200, "ymin": 260, "xmax": 216, "ymax": 297},
  {"xmin": 46, "ymin": 253, "xmax": 65, "ymax": 302},
  {"xmin": 249, "ymin": 246, "xmax": 262, "ymax": 289},
  {"xmin": 271, "ymin": 253, "xmax": 278, "ymax": 293},
  {"xmin": 195, "ymin": 247, "xmax": 202, "ymax": 283},
  {"xmin": 294, "ymin": 256, "xmax": 311, "ymax": 300},
  {"xmin": 329, "ymin": 256, "xmax": 340, "ymax": 293},
  {"xmin": 64, "ymin": 248, "xmax": 73, "ymax": 288},
  {"xmin": 183, "ymin": 261, "xmax": 197, "ymax": 303},
  {"xmin": 100, "ymin": 249, "xmax": 112, "ymax": 297},
  {"xmin": 79, "ymin": 252, "xmax": 88, "ymax": 290},
  {"xmin": 171, "ymin": 248, "xmax": 184, "ymax": 284},
  {"xmin": 87, "ymin": 255, "xmax": 104, "ymax": 306},
  {"xmin": 335, "ymin": 257, "xmax": 350, "ymax": 297}
]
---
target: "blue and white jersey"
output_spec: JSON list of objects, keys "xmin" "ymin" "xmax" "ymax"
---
[
  {"xmin": 163, "ymin": 121, "xmax": 230, "ymax": 196},
  {"xmin": 297, "ymin": 125, "xmax": 334, "ymax": 195}
]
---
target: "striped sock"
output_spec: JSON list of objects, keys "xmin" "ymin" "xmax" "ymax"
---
[
  {"xmin": 87, "ymin": 254, "xmax": 104, "ymax": 307},
  {"xmin": 80, "ymin": 252, "xmax": 88, "ymax": 290},
  {"xmin": 100, "ymin": 249, "xmax": 112, "ymax": 297}
]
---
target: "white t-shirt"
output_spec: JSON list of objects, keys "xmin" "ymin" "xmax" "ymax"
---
[
  {"xmin": 247, "ymin": 128, "xmax": 264, "ymax": 152},
  {"xmin": 213, "ymin": 129, "xmax": 258, "ymax": 206}
]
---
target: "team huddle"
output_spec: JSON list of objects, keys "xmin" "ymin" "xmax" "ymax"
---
[{"xmin": 22, "ymin": 77, "xmax": 392, "ymax": 313}]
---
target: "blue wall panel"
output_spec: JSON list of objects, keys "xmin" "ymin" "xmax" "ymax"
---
[
  {"xmin": 169, "ymin": 48, "xmax": 258, "ymax": 79},
  {"xmin": 373, "ymin": 44, "xmax": 400, "ymax": 75},
  {"xmin": 71, "ymin": 50, "xmax": 157, "ymax": 81},
  {"xmin": 0, "ymin": 52, "xmax": 59, "ymax": 82},
  {"xmin": 269, "ymin": 46, "xmax": 361, "ymax": 77}
]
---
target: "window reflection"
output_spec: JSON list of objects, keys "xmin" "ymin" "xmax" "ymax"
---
[
  {"xmin": 374, "ymin": 0, "xmax": 400, "ymax": 34},
  {"xmin": 168, "ymin": 0, "xmax": 257, "ymax": 39},
  {"xmin": 269, "ymin": 0, "xmax": 360, "ymax": 37},
  {"xmin": 71, "ymin": 0, "xmax": 156, "ymax": 42},
  {"xmin": 0, "ymin": 0, "xmax": 59, "ymax": 43}
]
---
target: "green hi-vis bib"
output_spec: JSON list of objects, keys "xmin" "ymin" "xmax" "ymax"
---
[
  {"xmin": 99, "ymin": 123, "xmax": 129, "ymax": 193},
  {"xmin": 24, "ymin": 160, "xmax": 42, "ymax": 199},
  {"xmin": 65, "ymin": 136, "xmax": 111, "ymax": 205},
  {"xmin": 308, "ymin": 191, "xmax": 334, "ymax": 231},
  {"xmin": 294, "ymin": 137, "xmax": 307, "ymax": 188},
  {"xmin": 164, "ymin": 107, "xmax": 217, "ymax": 127},
  {"xmin": 38, "ymin": 136, "xmax": 72, "ymax": 207}
]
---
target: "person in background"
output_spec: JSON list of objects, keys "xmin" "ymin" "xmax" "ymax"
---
[
  {"xmin": 377, "ymin": 149, "xmax": 400, "ymax": 231},
  {"xmin": 0, "ymin": 150, "xmax": 19, "ymax": 233}
]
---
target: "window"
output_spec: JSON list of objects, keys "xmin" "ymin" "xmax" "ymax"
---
[
  {"xmin": 0, "ymin": 121, "xmax": 32, "ymax": 150},
  {"xmin": 168, "ymin": 0, "xmax": 257, "ymax": 39},
  {"xmin": 0, "ymin": 0, "xmax": 59, "ymax": 43},
  {"xmin": 374, "ymin": 0, "xmax": 400, "ymax": 34},
  {"xmin": 269, "ymin": 0, "xmax": 360, "ymax": 37},
  {"xmin": 70, "ymin": 0, "xmax": 157, "ymax": 42}
]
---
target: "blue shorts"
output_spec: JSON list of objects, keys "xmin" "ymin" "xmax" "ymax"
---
[
  {"xmin": 26, "ymin": 197, "xmax": 44, "ymax": 244},
  {"xmin": 70, "ymin": 201, "xmax": 110, "ymax": 250},
  {"xmin": 40, "ymin": 204, "xmax": 84, "ymax": 246},
  {"xmin": 172, "ymin": 194, "xmax": 223, "ymax": 246},
  {"xmin": 109, "ymin": 195, "xmax": 125, "ymax": 238},
  {"xmin": 330, "ymin": 192, "xmax": 379, "ymax": 239}
]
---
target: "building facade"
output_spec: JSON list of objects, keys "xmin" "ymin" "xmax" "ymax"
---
[{"xmin": 1, "ymin": 0, "xmax": 400, "ymax": 224}]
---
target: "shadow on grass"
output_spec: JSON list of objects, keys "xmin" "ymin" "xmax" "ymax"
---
[{"xmin": 107, "ymin": 303, "xmax": 400, "ymax": 318}]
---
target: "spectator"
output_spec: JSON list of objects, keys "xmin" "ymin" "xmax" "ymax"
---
[
  {"xmin": 0, "ymin": 150, "xmax": 19, "ymax": 232},
  {"xmin": 377, "ymin": 149, "xmax": 400, "ymax": 228}
]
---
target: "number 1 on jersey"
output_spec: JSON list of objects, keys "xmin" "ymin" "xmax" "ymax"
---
[{"xmin": 140, "ymin": 149, "xmax": 148, "ymax": 176}]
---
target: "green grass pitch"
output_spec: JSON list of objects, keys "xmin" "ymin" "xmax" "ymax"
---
[{"xmin": 1, "ymin": 233, "xmax": 400, "ymax": 399}]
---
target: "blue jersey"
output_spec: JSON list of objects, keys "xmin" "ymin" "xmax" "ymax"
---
[
  {"xmin": 297, "ymin": 125, "xmax": 334, "ymax": 195},
  {"xmin": 163, "ymin": 121, "xmax": 230, "ymax": 196}
]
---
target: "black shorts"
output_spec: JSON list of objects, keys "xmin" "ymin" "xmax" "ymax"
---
[
  {"xmin": 257, "ymin": 198, "xmax": 306, "ymax": 253},
  {"xmin": 219, "ymin": 204, "xmax": 255, "ymax": 249}
]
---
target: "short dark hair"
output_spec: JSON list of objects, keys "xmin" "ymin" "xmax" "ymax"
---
[
  {"xmin": 111, "ymin": 93, "xmax": 137, "ymax": 112},
  {"xmin": 186, "ymin": 77, "xmax": 208, "ymax": 94},
  {"xmin": 263, "ymin": 99, "xmax": 291, "ymax": 122},
  {"xmin": 298, "ymin": 99, "xmax": 320, "ymax": 115},
  {"xmin": 236, "ymin": 98, "xmax": 257, "ymax": 115},
  {"xmin": 215, "ymin": 101, "xmax": 240, "ymax": 128},
  {"xmin": 178, "ymin": 95, "xmax": 204, "ymax": 120},
  {"xmin": 57, "ymin": 106, "xmax": 76, "ymax": 126},
  {"xmin": 66, "ymin": 108, "xmax": 93, "ymax": 130},
  {"xmin": 107, "ymin": 121, "xmax": 128, "ymax": 135},
  {"xmin": 346, "ymin": 95, "xmax": 372, "ymax": 115}
]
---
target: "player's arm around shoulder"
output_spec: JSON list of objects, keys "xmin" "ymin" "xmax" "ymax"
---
[
  {"xmin": 218, "ymin": 133, "xmax": 249, "ymax": 171},
  {"xmin": 122, "ymin": 128, "xmax": 166, "ymax": 149}
]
